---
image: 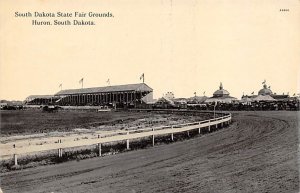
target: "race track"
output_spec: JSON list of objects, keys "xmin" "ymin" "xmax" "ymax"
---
[{"xmin": 0, "ymin": 111, "xmax": 298, "ymax": 193}]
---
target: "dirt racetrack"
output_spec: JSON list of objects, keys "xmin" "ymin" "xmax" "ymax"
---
[{"xmin": 0, "ymin": 111, "xmax": 298, "ymax": 193}]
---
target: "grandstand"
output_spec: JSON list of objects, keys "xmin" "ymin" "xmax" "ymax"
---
[
  {"xmin": 54, "ymin": 83, "xmax": 153, "ymax": 108},
  {"xmin": 24, "ymin": 95, "xmax": 59, "ymax": 105}
]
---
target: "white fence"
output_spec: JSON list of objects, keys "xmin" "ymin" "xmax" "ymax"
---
[{"xmin": 8, "ymin": 113, "xmax": 232, "ymax": 165}]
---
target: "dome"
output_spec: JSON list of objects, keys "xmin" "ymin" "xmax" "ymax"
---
[
  {"xmin": 258, "ymin": 84, "xmax": 273, "ymax": 95},
  {"xmin": 213, "ymin": 83, "xmax": 230, "ymax": 97}
]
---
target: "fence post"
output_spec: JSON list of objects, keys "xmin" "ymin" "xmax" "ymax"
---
[
  {"xmin": 13, "ymin": 144, "xmax": 18, "ymax": 166},
  {"xmin": 14, "ymin": 154, "xmax": 18, "ymax": 166},
  {"xmin": 58, "ymin": 149, "xmax": 62, "ymax": 157},
  {"xmin": 152, "ymin": 128, "xmax": 155, "ymax": 147},
  {"xmin": 198, "ymin": 122, "xmax": 201, "ymax": 134},
  {"xmin": 97, "ymin": 143, "xmax": 101, "ymax": 156},
  {"xmin": 126, "ymin": 131, "xmax": 130, "ymax": 150},
  {"xmin": 171, "ymin": 126, "xmax": 174, "ymax": 141},
  {"xmin": 58, "ymin": 139, "xmax": 63, "ymax": 158},
  {"xmin": 187, "ymin": 130, "xmax": 190, "ymax": 137}
]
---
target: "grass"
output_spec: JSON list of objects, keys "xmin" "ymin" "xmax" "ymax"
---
[{"xmin": 0, "ymin": 109, "xmax": 212, "ymax": 136}]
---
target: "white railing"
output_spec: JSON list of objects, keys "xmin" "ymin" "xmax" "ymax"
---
[{"xmin": 5, "ymin": 113, "xmax": 232, "ymax": 165}]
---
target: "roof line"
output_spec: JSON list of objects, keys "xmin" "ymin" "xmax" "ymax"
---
[{"xmin": 55, "ymin": 83, "xmax": 153, "ymax": 95}]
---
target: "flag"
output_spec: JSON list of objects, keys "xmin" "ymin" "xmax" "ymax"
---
[
  {"xmin": 203, "ymin": 91, "xmax": 206, "ymax": 96},
  {"xmin": 251, "ymin": 91, "xmax": 254, "ymax": 95},
  {"xmin": 79, "ymin": 78, "xmax": 84, "ymax": 88},
  {"xmin": 268, "ymin": 86, "xmax": 271, "ymax": 89},
  {"xmin": 140, "ymin": 73, "xmax": 144, "ymax": 83},
  {"xmin": 59, "ymin": 83, "xmax": 62, "ymax": 88},
  {"xmin": 194, "ymin": 92, "xmax": 196, "ymax": 96},
  {"xmin": 262, "ymin": 80, "xmax": 266, "ymax": 84},
  {"xmin": 106, "ymin": 79, "xmax": 110, "ymax": 85},
  {"xmin": 293, "ymin": 93, "xmax": 296, "ymax": 96}
]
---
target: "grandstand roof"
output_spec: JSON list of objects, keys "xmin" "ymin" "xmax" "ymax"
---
[
  {"xmin": 55, "ymin": 83, "xmax": 153, "ymax": 95},
  {"xmin": 26, "ymin": 95, "xmax": 55, "ymax": 99}
]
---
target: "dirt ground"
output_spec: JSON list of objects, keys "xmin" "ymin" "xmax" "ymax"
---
[{"xmin": 0, "ymin": 111, "xmax": 298, "ymax": 193}]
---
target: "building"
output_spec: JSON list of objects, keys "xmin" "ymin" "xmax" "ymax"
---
[
  {"xmin": 24, "ymin": 95, "xmax": 59, "ymax": 105},
  {"xmin": 54, "ymin": 83, "xmax": 153, "ymax": 108},
  {"xmin": 163, "ymin": 92, "xmax": 175, "ymax": 100},
  {"xmin": 187, "ymin": 96, "xmax": 207, "ymax": 104},
  {"xmin": 205, "ymin": 83, "xmax": 237, "ymax": 103},
  {"xmin": 154, "ymin": 97, "xmax": 175, "ymax": 109},
  {"xmin": 0, "ymin": 103, "xmax": 8, "ymax": 109},
  {"xmin": 172, "ymin": 98, "xmax": 188, "ymax": 109},
  {"xmin": 242, "ymin": 82, "xmax": 289, "ymax": 102},
  {"xmin": 154, "ymin": 92, "xmax": 187, "ymax": 109},
  {"xmin": 258, "ymin": 84, "xmax": 273, "ymax": 96}
]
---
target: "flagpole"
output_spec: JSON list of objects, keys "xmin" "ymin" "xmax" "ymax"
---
[
  {"xmin": 214, "ymin": 101, "xmax": 216, "ymax": 119},
  {"xmin": 140, "ymin": 73, "xmax": 145, "ymax": 83}
]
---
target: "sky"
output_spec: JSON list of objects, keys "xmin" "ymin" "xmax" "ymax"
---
[{"xmin": 0, "ymin": 0, "xmax": 299, "ymax": 100}]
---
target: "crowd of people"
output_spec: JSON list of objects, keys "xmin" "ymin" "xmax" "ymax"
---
[{"xmin": 187, "ymin": 100, "xmax": 300, "ymax": 111}]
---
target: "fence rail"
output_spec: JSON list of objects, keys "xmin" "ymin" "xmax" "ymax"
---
[{"xmin": 4, "ymin": 112, "xmax": 232, "ymax": 165}]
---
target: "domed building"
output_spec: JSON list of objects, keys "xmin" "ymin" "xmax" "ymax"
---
[
  {"xmin": 258, "ymin": 84, "xmax": 273, "ymax": 96},
  {"xmin": 205, "ymin": 83, "xmax": 237, "ymax": 103},
  {"xmin": 212, "ymin": 83, "xmax": 230, "ymax": 97},
  {"xmin": 241, "ymin": 81, "xmax": 289, "ymax": 102}
]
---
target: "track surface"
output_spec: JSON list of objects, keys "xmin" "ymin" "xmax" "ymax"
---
[{"xmin": 0, "ymin": 111, "xmax": 299, "ymax": 193}]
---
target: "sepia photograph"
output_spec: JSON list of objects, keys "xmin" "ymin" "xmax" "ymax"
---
[{"xmin": 0, "ymin": 0, "xmax": 299, "ymax": 192}]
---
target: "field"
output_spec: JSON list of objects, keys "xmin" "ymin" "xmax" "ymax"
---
[
  {"xmin": 0, "ymin": 111, "xmax": 299, "ymax": 193},
  {"xmin": 0, "ymin": 110, "xmax": 211, "ymax": 136},
  {"xmin": 0, "ymin": 109, "xmax": 212, "ymax": 162}
]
